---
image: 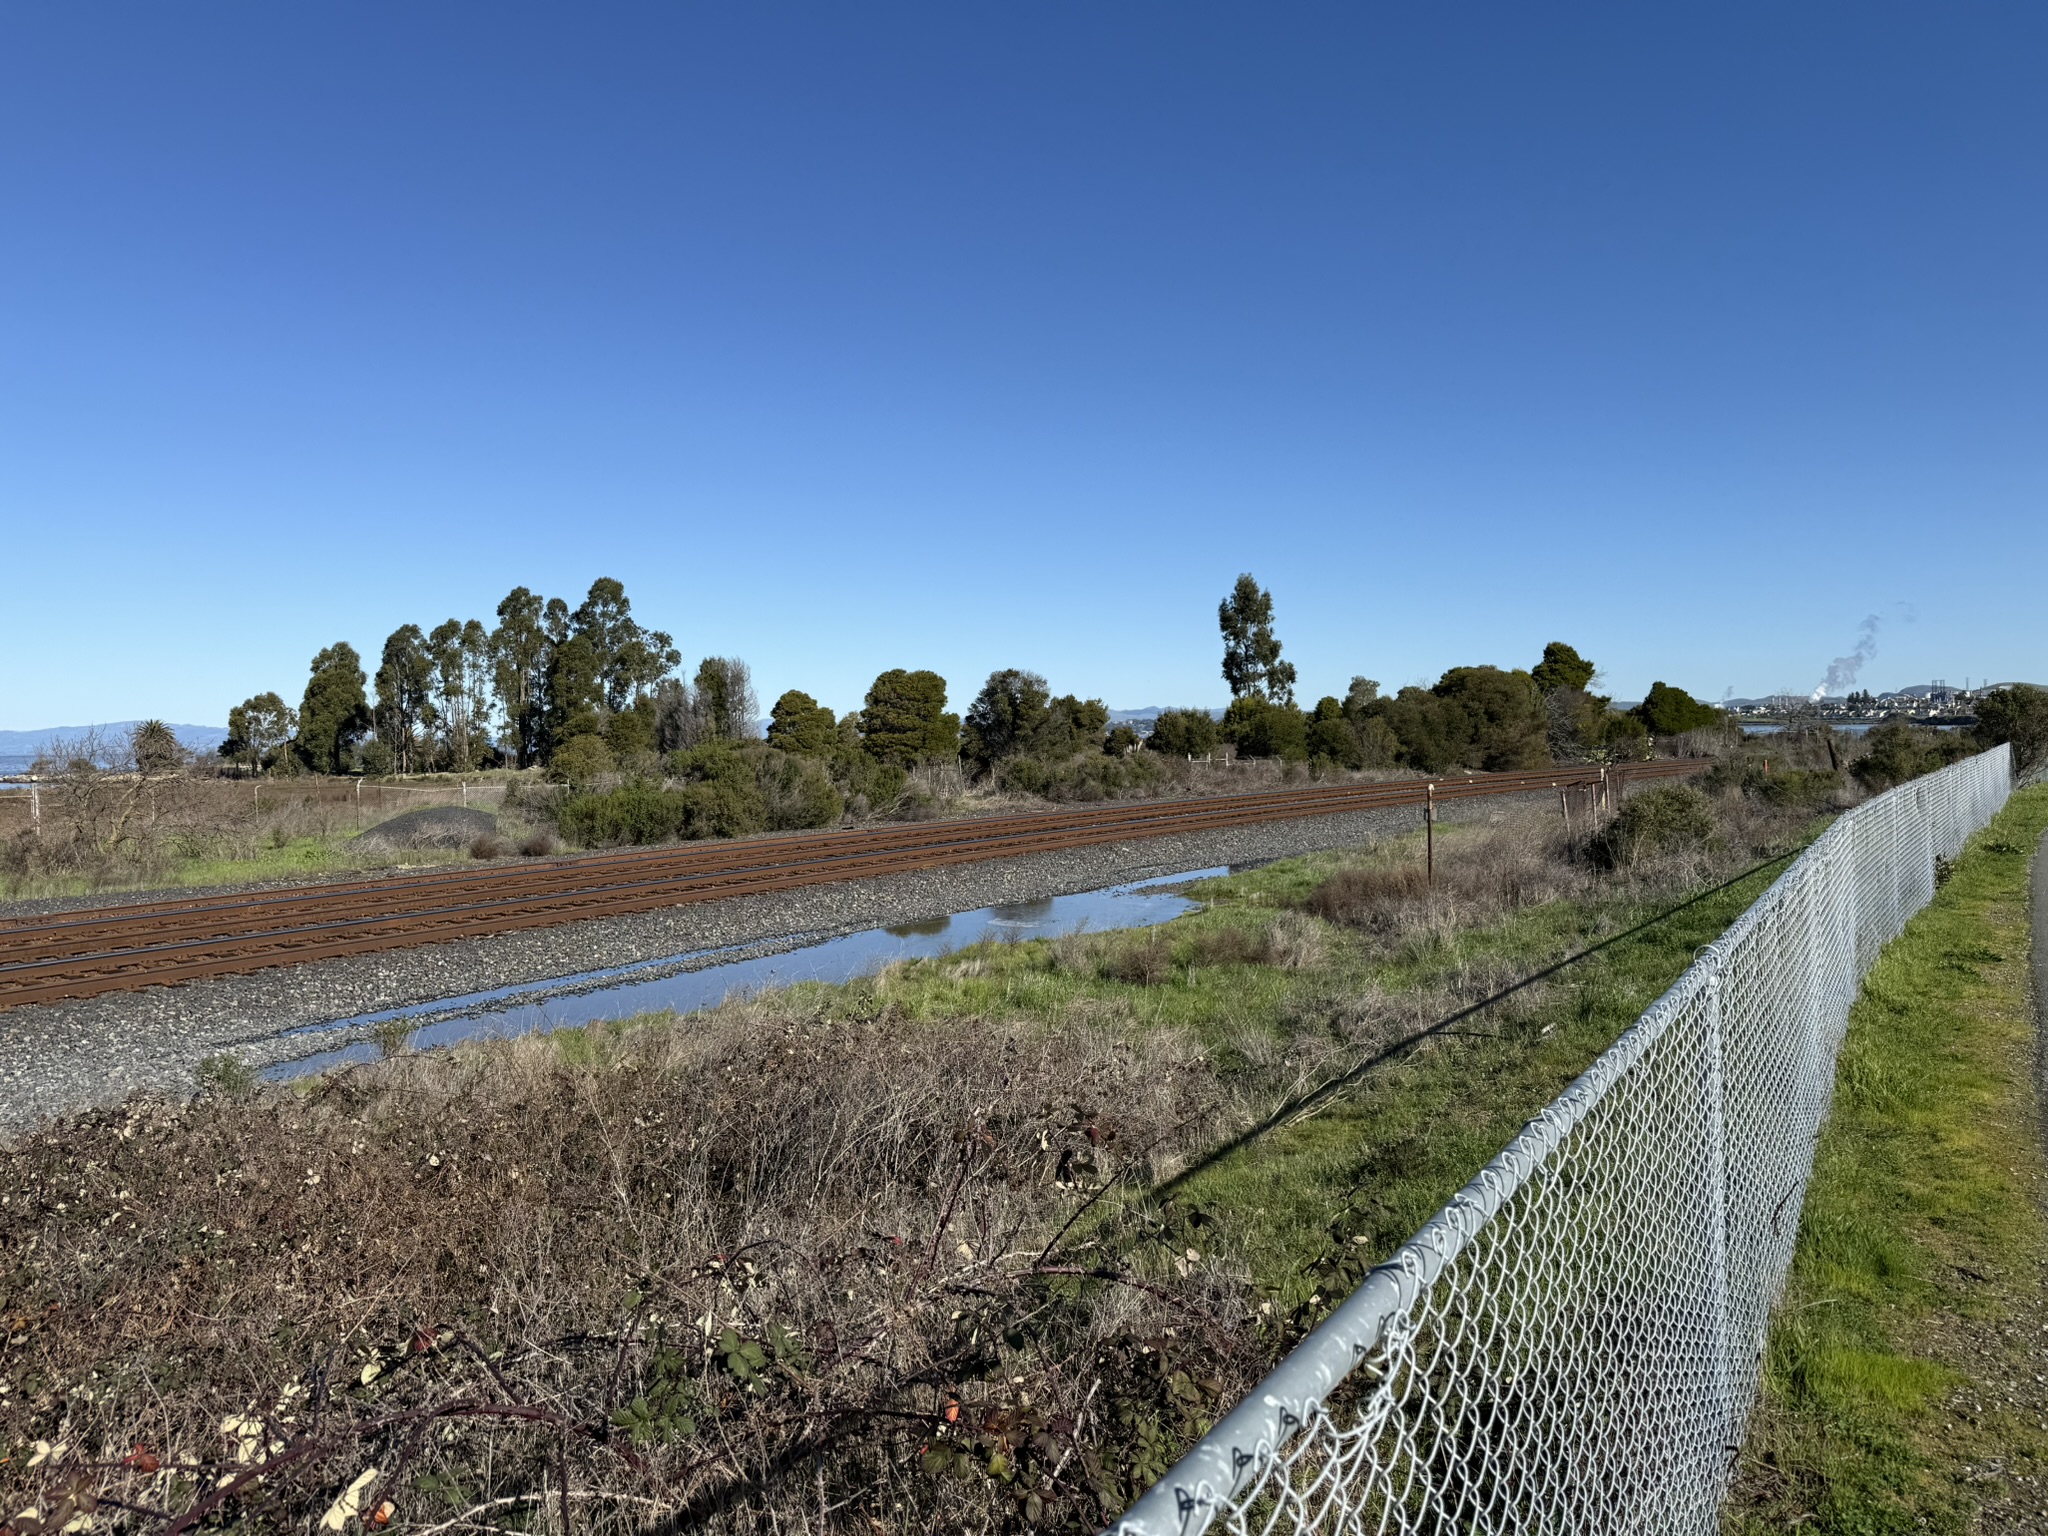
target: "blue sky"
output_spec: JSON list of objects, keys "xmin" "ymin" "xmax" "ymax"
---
[{"xmin": 2, "ymin": 3, "xmax": 2042, "ymax": 729}]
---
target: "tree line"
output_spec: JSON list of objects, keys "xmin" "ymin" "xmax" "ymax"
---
[{"xmin": 224, "ymin": 572, "xmax": 1747, "ymax": 794}]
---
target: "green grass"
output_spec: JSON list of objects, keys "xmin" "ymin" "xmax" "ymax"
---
[
  {"xmin": 1157, "ymin": 849, "xmax": 1805, "ymax": 1300},
  {"xmin": 632, "ymin": 820, "xmax": 1813, "ymax": 1309},
  {"xmin": 1727, "ymin": 785, "xmax": 2048, "ymax": 1533},
  {"xmin": 1, "ymin": 834, "xmax": 475, "ymax": 900}
]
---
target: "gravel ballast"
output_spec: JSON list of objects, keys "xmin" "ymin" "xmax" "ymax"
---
[{"xmin": 0, "ymin": 798, "xmax": 1517, "ymax": 1135}]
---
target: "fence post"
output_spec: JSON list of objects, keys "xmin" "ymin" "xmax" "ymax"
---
[
  {"xmin": 1425, "ymin": 783, "xmax": 1436, "ymax": 881},
  {"xmin": 29, "ymin": 783, "xmax": 39, "ymax": 837},
  {"xmin": 1702, "ymin": 966, "xmax": 1736, "ymax": 1492}
]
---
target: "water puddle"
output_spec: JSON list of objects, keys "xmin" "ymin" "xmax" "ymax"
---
[{"xmin": 265, "ymin": 866, "xmax": 1228, "ymax": 1078}]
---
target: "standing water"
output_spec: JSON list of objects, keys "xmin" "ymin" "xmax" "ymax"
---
[{"xmin": 265, "ymin": 867, "xmax": 1227, "ymax": 1078}]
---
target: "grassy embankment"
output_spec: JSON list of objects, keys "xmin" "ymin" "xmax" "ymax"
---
[
  {"xmin": 0, "ymin": 794, "xmax": 1815, "ymax": 1532},
  {"xmin": 0, "ymin": 775, "xmax": 528, "ymax": 901},
  {"xmin": 1727, "ymin": 784, "xmax": 2048, "ymax": 1534}
]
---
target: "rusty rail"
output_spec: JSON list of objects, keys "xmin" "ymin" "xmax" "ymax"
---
[{"xmin": 0, "ymin": 760, "xmax": 1705, "ymax": 1009}]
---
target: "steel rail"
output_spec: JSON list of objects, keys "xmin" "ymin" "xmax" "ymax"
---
[
  {"xmin": 0, "ymin": 770, "xmax": 1599, "ymax": 961},
  {"xmin": 0, "ymin": 772, "xmax": 1567, "ymax": 936},
  {"xmin": 0, "ymin": 761, "xmax": 1695, "ymax": 946},
  {"xmin": 0, "ymin": 760, "xmax": 1702, "ymax": 1010}
]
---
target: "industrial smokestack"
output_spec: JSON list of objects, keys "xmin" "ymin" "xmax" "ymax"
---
[{"xmin": 1811, "ymin": 614, "xmax": 1882, "ymax": 702}]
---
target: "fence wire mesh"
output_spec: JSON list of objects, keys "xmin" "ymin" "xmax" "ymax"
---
[{"xmin": 1110, "ymin": 746, "xmax": 2014, "ymax": 1536}]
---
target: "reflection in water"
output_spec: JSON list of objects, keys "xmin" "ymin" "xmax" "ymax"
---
[
  {"xmin": 883, "ymin": 916, "xmax": 953, "ymax": 939},
  {"xmin": 267, "ymin": 867, "xmax": 1226, "ymax": 1080}
]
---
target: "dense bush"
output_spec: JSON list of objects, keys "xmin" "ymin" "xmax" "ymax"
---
[
  {"xmin": 756, "ymin": 748, "xmax": 845, "ymax": 829},
  {"xmin": 962, "ymin": 671, "xmax": 1112, "ymax": 777},
  {"xmin": 1376, "ymin": 666, "xmax": 1549, "ymax": 773},
  {"xmin": 1849, "ymin": 721, "xmax": 1972, "ymax": 793},
  {"xmin": 1145, "ymin": 708, "xmax": 1220, "ymax": 758},
  {"xmin": 1222, "ymin": 696, "xmax": 1309, "ymax": 760},
  {"xmin": 1530, "ymin": 641, "xmax": 1597, "ymax": 695},
  {"xmin": 556, "ymin": 739, "xmax": 848, "ymax": 847},
  {"xmin": 997, "ymin": 749, "xmax": 1167, "ymax": 802},
  {"xmin": 1588, "ymin": 784, "xmax": 1720, "ymax": 869},
  {"xmin": 558, "ymin": 783, "xmax": 695, "ymax": 845},
  {"xmin": 1975, "ymin": 683, "xmax": 2048, "ymax": 771},
  {"xmin": 1703, "ymin": 759, "xmax": 1842, "ymax": 810},
  {"xmin": 545, "ymin": 732, "xmax": 615, "ymax": 789},
  {"xmin": 860, "ymin": 669, "xmax": 959, "ymax": 767},
  {"xmin": 1306, "ymin": 697, "xmax": 1361, "ymax": 767},
  {"xmin": 963, "ymin": 670, "xmax": 1052, "ymax": 774},
  {"xmin": 1633, "ymin": 681, "xmax": 1723, "ymax": 736},
  {"xmin": 766, "ymin": 689, "xmax": 839, "ymax": 755}
]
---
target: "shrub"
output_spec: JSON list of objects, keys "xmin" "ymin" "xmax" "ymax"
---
[
  {"xmin": 604, "ymin": 701, "xmax": 659, "ymax": 760},
  {"xmin": 1530, "ymin": 641, "xmax": 1597, "ymax": 695},
  {"xmin": 757, "ymin": 750, "xmax": 844, "ymax": 830},
  {"xmin": 1588, "ymin": 784, "xmax": 1720, "ymax": 869},
  {"xmin": 765, "ymin": 690, "xmax": 838, "ymax": 755},
  {"xmin": 996, "ymin": 756, "xmax": 1053, "ymax": 798},
  {"xmin": 997, "ymin": 751, "xmax": 1167, "ymax": 803},
  {"xmin": 963, "ymin": 670, "xmax": 1052, "ymax": 775},
  {"xmin": 1104, "ymin": 723, "xmax": 1140, "ymax": 755},
  {"xmin": 1099, "ymin": 935, "xmax": 1175, "ymax": 986},
  {"xmin": 1847, "ymin": 721, "xmax": 1972, "ymax": 793},
  {"xmin": 1633, "ymin": 681, "xmax": 1723, "ymax": 736},
  {"xmin": 469, "ymin": 834, "xmax": 506, "ymax": 859},
  {"xmin": 1306, "ymin": 697, "xmax": 1362, "ymax": 768},
  {"xmin": 1303, "ymin": 863, "xmax": 1431, "ymax": 930},
  {"xmin": 1597, "ymin": 711, "xmax": 1652, "ymax": 760},
  {"xmin": 677, "ymin": 778, "xmax": 768, "ymax": 839},
  {"xmin": 194, "ymin": 1054, "xmax": 256, "ymax": 1097},
  {"xmin": 860, "ymin": 669, "xmax": 958, "ymax": 767},
  {"xmin": 1222, "ymin": 697, "xmax": 1309, "ymax": 760},
  {"xmin": 1146, "ymin": 708, "xmax": 1219, "ymax": 758},
  {"xmin": 1377, "ymin": 666, "xmax": 1549, "ymax": 772},
  {"xmin": 519, "ymin": 831, "xmax": 558, "ymax": 857},
  {"xmin": 559, "ymin": 784, "xmax": 694, "ymax": 846},
  {"xmin": 1974, "ymin": 683, "xmax": 2048, "ymax": 772},
  {"xmin": 1756, "ymin": 767, "xmax": 1841, "ymax": 809},
  {"xmin": 546, "ymin": 733, "xmax": 616, "ymax": 789},
  {"xmin": 1703, "ymin": 760, "xmax": 1841, "ymax": 810}
]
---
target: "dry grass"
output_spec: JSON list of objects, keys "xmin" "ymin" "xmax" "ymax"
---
[
  {"xmin": 0, "ymin": 773, "xmax": 527, "ymax": 900},
  {"xmin": 0, "ymin": 1003, "xmax": 1261, "ymax": 1534}
]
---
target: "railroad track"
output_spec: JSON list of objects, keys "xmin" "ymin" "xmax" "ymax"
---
[{"xmin": 0, "ymin": 759, "xmax": 1705, "ymax": 1010}]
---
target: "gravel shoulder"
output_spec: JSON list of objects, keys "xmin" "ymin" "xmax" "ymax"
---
[{"xmin": 0, "ymin": 798, "xmax": 1511, "ymax": 1137}]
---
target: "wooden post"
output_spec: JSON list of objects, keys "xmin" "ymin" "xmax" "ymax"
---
[
  {"xmin": 29, "ymin": 783, "xmax": 39, "ymax": 838},
  {"xmin": 1425, "ymin": 782, "xmax": 1436, "ymax": 882},
  {"xmin": 1559, "ymin": 786, "xmax": 1574, "ymax": 862}
]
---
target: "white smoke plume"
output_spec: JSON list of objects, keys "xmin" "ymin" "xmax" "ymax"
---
[{"xmin": 1810, "ymin": 614, "xmax": 1882, "ymax": 702}]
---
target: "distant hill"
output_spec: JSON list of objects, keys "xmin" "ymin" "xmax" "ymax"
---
[
  {"xmin": 1109, "ymin": 706, "xmax": 1227, "ymax": 731},
  {"xmin": 0, "ymin": 722, "xmax": 227, "ymax": 773}
]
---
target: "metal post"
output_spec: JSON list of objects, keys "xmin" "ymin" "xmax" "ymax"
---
[
  {"xmin": 29, "ymin": 783, "xmax": 39, "ymax": 837},
  {"xmin": 1426, "ymin": 782, "xmax": 1436, "ymax": 882}
]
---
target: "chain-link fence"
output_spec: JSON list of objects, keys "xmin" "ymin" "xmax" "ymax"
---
[{"xmin": 1110, "ymin": 745, "xmax": 2014, "ymax": 1536}]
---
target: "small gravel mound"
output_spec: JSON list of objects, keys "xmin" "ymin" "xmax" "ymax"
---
[{"xmin": 351, "ymin": 806, "xmax": 499, "ymax": 852}]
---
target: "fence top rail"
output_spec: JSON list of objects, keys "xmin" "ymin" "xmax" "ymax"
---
[{"xmin": 1107, "ymin": 743, "xmax": 2012, "ymax": 1536}]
